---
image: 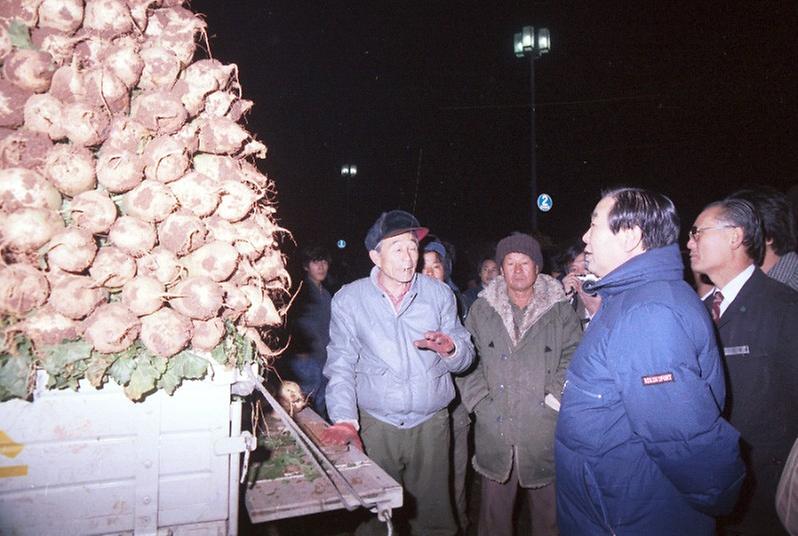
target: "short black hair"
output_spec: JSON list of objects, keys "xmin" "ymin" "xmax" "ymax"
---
[
  {"xmin": 300, "ymin": 245, "xmax": 331, "ymax": 268},
  {"xmin": 556, "ymin": 242, "xmax": 585, "ymax": 274},
  {"xmin": 729, "ymin": 187, "xmax": 796, "ymax": 255},
  {"xmin": 602, "ymin": 187, "xmax": 680, "ymax": 250},
  {"xmin": 707, "ymin": 198, "xmax": 765, "ymax": 264}
]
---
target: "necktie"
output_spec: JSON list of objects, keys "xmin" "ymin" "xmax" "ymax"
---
[{"xmin": 711, "ymin": 290, "xmax": 724, "ymax": 324}]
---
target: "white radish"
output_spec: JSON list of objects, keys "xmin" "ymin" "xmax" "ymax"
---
[
  {"xmin": 0, "ymin": 167, "xmax": 62, "ymax": 211},
  {"xmin": 33, "ymin": 28, "xmax": 85, "ymax": 67},
  {"xmin": 142, "ymin": 135, "xmax": 189, "ymax": 183},
  {"xmin": 157, "ymin": 210, "xmax": 206, "ymax": 256},
  {"xmin": 198, "ymin": 117, "xmax": 249, "ymax": 155},
  {"xmin": 49, "ymin": 64, "xmax": 85, "ymax": 103},
  {"xmin": 0, "ymin": 129, "xmax": 54, "ymax": 171},
  {"xmin": 23, "ymin": 92, "xmax": 65, "ymax": 140},
  {"xmin": 143, "ymin": 6, "xmax": 204, "ymax": 64},
  {"xmin": 83, "ymin": 302, "xmax": 140, "ymax": 354},
  {"xmin": 0, "ymin": 79, "xmax": 32, "ymax": 128},
  {"xmin": 253, "ymin": 247, "xmax": 288, "ymax": 283},
  {"xmin": 169, "ymin": 276, "xmax": 223, "ymax": 320},
  {"xmin": 103, "ymin": 115, "xmax": 149, "ymax": 153},
  {"xmin": 2, "ymin": 207, "xmax": 65, "ymax": 252},
  {"xmin": 44, "ymin": 143, "xmax": 96, "ymax": 196},
  {"xmin": 169, "ymin": 171, "xmax": 219, "ymax": 217},
  {"xmin": 137, "ymin": 246, "xmax": 181, "ymax": 285},
  {"xmin": 0, "ymin": 263, "xmax": 50, "ymax": 316},
  {"xmin": 240, "ymin": 284, "xmax": 282, "ymax": 327},
  {"xmin": 121, "ymin": 275, "xmax": 165, "ymax": 316},
  {"xmin": 122, "ymin": 179, "xmax": 177, "ymax": 222},
  {"xmin": 62, "ymin": 101, "xmax": 110, "ymax": 146},
  {"xmin": 69, "ymin": 189, "xmax": 117, "ymax": 233},
  {"xmin": 220, "ymin": 281, "xmax": 249, "ymax": 319},
  {"xmin": 83, "ymin": 67, "xmax": 130, "ymax": 114},
  {"xmin": 24, "ymin": 305, "xmax": 83, "ymax": 347},
  {"xmin": 38, "ymin": 0, "xmax": 85, "ymax": 34},
  {"xmin": 190, "ymin": 152, "xmax": 239, "ymax": 182},
  {"xmin": 100, "ymin": 36, "xmax": 143, "ymax": 88},
  {"xmin": 48, "ymin": 274, "xmax": 108, "ymax": 319},
  {"xmin": 138, "ymin": 46, "xmax": 181, "ymax": 90},
  {"xmin": 201, "ymin": 90, "xmax": 236, "ymax": 118},
  {"xmin": 2, "ymin": 49, "xmax": 56, "ymax": 93},
  {"xmin": 215, "ymin": 180, "xmax": 258, "ymax": 222},
  {"xmin": 232, "ymin": 215, "xmax": 274, "ymax": 260},
  {"xmin": 175, "ymin": 59, "xmax": 235, "ymax": 115},
  {"xmin": 46, "ymin": 227, "xmax": 98, "ymax": 272},
  {"xmin": 130, "ymin": 90, "xmax": 187, "ymax": 135},
  {"xmin": 190, "ymin": 317, "xmax": 225, "ymax": 352},
  {"xmin": 108, "ymin": 216, "xmax": 156, "ymax": 257},
  {"xmin": 89, "ymin": 245, "xmax": 136, "ymax": 288},
  {"xmin": 96, "ymin": 148, "xmax": 144, "ymax": 193},
  {"xmin": 139, "ymin": 307, "xmax": 192, "ymax": 357},
  {"xmin": 181, "ymin": 240, "xmax": 238, "ymax": 282},
  {"xmin": 82, "ymin": 0, "xmax": 134, "ymax": 39}
]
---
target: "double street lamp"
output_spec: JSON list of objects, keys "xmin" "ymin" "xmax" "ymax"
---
[{"xmin": 514, "ymin": 26, "xmax": 550, "ymax": 230}]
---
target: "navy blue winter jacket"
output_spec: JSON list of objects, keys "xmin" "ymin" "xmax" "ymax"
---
[{"xmin": 555, "ymin": 244, "xmax": 745, "ymax": 535}]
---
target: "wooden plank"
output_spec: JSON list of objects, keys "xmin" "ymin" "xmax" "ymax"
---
[{"xmin": 244, "ymin": 408, "xmax": 403, "ymax": 524}]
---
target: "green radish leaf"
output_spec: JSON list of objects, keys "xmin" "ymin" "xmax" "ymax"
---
[
  {"xmin": 8, "ymin": 20, "xmax": 33, "ymax": 50},
  {"xmin": 0, "ymin": 353, "xmax": 33, "ymax": 401}
]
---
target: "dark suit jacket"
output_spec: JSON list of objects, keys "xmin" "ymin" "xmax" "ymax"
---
[{"xmin": 708, "ymin": 267, "xmax": 798, "ymax": 533}]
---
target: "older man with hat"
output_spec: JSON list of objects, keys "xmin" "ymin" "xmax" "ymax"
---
[
  {"xmin": 459, "ymin": 232, "xmax": 581, "ymax": 536},
  {"xmin": 321, "ymin": 210, "xmax": 475, "ymax": 536}
]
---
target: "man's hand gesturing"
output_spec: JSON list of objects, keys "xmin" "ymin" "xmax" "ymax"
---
[{"xmin": 414, "ymin": 331, "xmax": 455, "ymax": 356}]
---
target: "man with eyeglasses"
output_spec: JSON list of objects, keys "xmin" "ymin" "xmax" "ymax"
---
[{"xmin": 688, "ymin": 198, "xmax": 798, "ymax": 536}]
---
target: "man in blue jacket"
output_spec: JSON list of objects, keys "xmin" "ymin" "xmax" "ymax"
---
[
  {"xmin": 555, "ymin": 188, "xmax": 745, "ymax": 535},
  {"xmin": 321, "ymin": 210, "xmax": 475, "ymax": 535}
]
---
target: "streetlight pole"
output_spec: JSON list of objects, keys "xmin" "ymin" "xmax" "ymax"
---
[
  {"xmin": 514, "ymin": 26, "xmax": 550, "ymax": 230},
  {"xmin": 340, "ymin": 164, "xmax": 357, "ymax": 242}
]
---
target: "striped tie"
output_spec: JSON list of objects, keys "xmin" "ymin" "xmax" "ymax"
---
[{"xmin": 711, "ymin": 290, "xmax": 724, "ymax": 325}]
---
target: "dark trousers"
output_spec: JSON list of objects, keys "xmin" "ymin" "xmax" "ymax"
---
[
  {"xmin": 356, "ymin": 409, "xmax": 456, "ymax": 536},
  {"xmin": 478, "ymin": 457, "xmax": 557, "ymax": 536}
]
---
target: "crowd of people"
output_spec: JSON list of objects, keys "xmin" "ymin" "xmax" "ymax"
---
[{"xmin": 280, "ymin": 185, "xmax": 798, "ymax": 536}]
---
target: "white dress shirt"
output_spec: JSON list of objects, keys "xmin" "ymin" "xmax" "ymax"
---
[{"xmin": 716, "ymin": 264, "xmax": 755, "ymax": 317}]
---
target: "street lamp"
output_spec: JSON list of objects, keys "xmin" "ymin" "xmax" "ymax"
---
[
  {"xmin": 514, "ymin": 26, "xmax": 550, "ymax": 230},
  {"xmin": 340, "ymin": 164, "xmax": 357, "ymax": 177}
]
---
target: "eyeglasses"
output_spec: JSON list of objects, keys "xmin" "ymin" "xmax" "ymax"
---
[{"xmin": 688, "ymin": 225, "xmax": 736, "ymax": 241}]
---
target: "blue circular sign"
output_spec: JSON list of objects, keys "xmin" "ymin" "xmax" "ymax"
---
[
  {"xmin": 336, "ymin": 239, "xmax": 347, "ymax": 249},
  {"xmin": 536, "ymin": 193, "xmax": 553, "ymax": 212}
]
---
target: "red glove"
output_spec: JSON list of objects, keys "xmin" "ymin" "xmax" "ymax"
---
[
  {"xmin": 320, "ymin": 422, "xmax": 363, "ymax": 451},
  {"xmin": 414, "ymin": 331, "xmax": 455, "ymax": 356}
]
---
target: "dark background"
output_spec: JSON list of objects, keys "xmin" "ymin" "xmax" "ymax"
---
[{"xmin": 188, "ymin": 1, "xmax": 797, "ymax": 284}]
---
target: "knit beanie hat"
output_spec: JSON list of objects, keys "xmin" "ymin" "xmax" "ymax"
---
[{"xmin": 495, "ymin": 233, "xmax": 543, "ymax": 267}]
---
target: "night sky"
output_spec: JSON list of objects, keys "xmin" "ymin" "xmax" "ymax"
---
[{"xmin": 189, "ymin": 1, "xmax": 797, "ymax": 282}]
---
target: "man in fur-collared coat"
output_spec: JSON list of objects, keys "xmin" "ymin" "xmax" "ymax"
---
[{"xmin": 460, "ymin": 233, "xmax": 581, "ymax": 536}]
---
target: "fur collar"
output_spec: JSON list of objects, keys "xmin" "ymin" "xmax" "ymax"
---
[{"xmin": 482, "ymin": 273, "xmax": 566, "ymax": 346}]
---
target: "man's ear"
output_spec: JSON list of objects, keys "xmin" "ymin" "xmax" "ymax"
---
[
  {"xmin": 621, "ymin": 226, "xmax": 644, "ymax": 253},
  {"xmin": 368, "ymin": 249, "xmax": 381, "ymax": 267},
  {"xmin": 728, "ymin": 227, "xmax": 745, "ymax": 251}
]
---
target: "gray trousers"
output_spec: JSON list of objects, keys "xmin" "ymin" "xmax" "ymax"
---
[
  {"xmin": 356, "ymin": 408, "xmax": 456, "ymax": 536},
  {"xmin": 451, "ymin": 401, "xmax": 471, "ymax": 533},
  {"xmin": 477, "ymin": 457, "xmax": 557, "ymax": 536}
]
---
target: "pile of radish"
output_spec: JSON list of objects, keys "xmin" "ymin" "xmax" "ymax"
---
[{"xmin": 0, "ymin": 0, "xmax": 290, "ymax": 401}]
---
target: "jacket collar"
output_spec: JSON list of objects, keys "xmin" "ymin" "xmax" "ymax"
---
[
  {"xmin": 585, "ymin": 243, "xmax": 684, "ymax": 298},
  {"xmin": 482, "ymin": 273, "xmax": 566, "ymax": 346},
  {"xmin": 716, "ymin": 267, "xmax": 765, "ymax": 329}
]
